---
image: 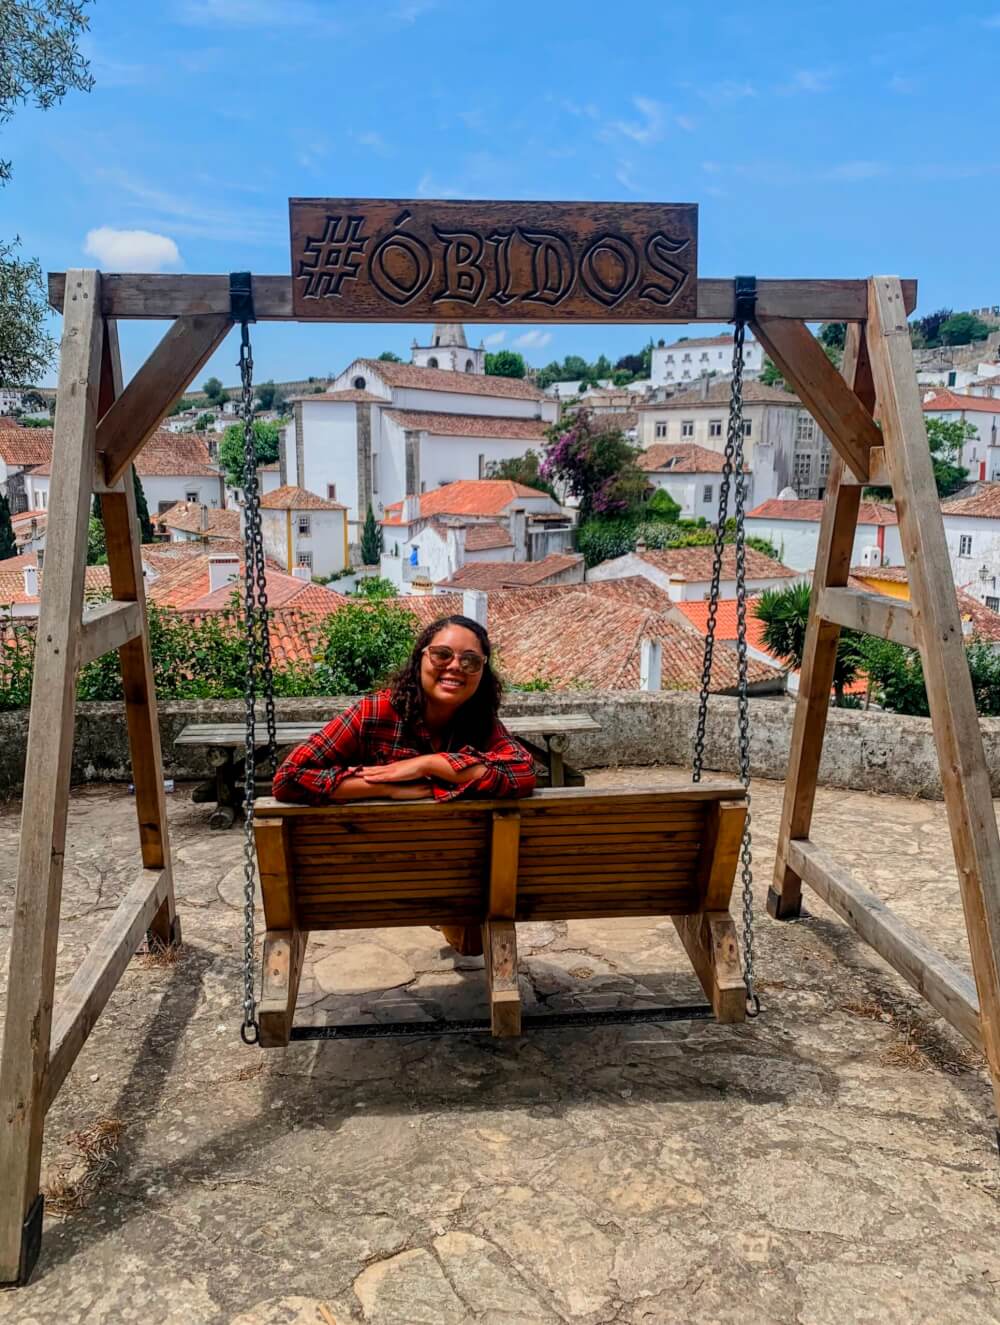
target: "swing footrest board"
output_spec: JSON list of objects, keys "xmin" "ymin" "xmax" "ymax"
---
[
  {"xmin": 287, "ymin": 1004, "xmax": 716, "ymax": 1040},
  {"xmin": 252, "ymin": 784, "xmax": 750, "ymax": 1043}
]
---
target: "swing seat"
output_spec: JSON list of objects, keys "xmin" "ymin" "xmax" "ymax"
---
[{"xmin": 251, "ymin": 784, "xmax": 748, "ymax": 1045}]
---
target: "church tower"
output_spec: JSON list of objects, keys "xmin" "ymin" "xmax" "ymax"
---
[{"xmin": 411, "ymin": 324, "xmax": 486, "ymax": 375}]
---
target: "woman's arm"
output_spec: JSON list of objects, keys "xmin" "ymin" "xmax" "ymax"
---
[
  {"xmin": 272, "ymin": 699, "xmax": 372, "ymax": 804},
  {"xmin": 429, "ymin": 724, "xmax": 536, "ymax": 801}
]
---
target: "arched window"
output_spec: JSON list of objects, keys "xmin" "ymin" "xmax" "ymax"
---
[
  {"xmin": 427, "ymin": 357, "xmax": 438, "ymax": 369},
  {"xmin": 465, "ymin": 359, "xmax": 474, "ymax": 372},
  {"xmin": 352, "ymin": 375, "xmax": 366, "ymax": 390}
]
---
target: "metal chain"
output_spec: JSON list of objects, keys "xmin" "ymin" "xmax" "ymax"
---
[
  {"xmin": 691, "ymin": 323, "xmax": 759, "ymax": 1015},
  {"xmin": 239, "ymin": 319, "xmax": 276, "ymax": 1045}
]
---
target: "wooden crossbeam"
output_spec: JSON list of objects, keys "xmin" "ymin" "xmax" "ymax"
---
[
  {"xmin": 751, "ymin": 316, "xmax": 881, "ymax": 480},
  {"xmin": 785, "ymin": 840, "xmax": 981, "ymax": 1049},
  {"xmin": 48, "ymin": 273, "xmax": 917, "ymax": 324},
  {"xmin": 77, "ymin": 599, "xmax": 143, "ymax": 666},
  {"xmin": 816, "ymin": 587, "xmax": 915, "ymax": 648},
  {"xmin": 44, "ymin": 867, "xmax": 172, "ymax": 1108},
  {"xmin": 96, "ymin": 313, "xmax": 231, "ymax": 486}
]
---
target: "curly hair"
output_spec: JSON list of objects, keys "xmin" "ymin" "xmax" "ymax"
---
[{"xmin": 389, "ymin": 615, "xmax": 502, "ymax": 748}]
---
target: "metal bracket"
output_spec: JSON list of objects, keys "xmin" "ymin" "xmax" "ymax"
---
[
  {"xmin": 734, "ymin": 275, "xmax": 757, "ymax": 325},
  {"xmin": 229, "ymin": 271, "xmax": 256, "ymax": 324}
]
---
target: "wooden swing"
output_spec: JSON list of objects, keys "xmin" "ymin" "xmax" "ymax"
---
[{"xmin": 2, "ymin": 196, "xmax": 1000, "ymax": 1289}]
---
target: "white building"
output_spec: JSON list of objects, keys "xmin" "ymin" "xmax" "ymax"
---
[
  {"xmin": 922, "ymin": 389, "xmax": 1000, "ymax": 483},
  {"xmin": 941, "ymin": 485, "xmax": 1000, "ymax": 609},
  {"xmin": 258, "ymin": 485, "xmax": 348, "ymax": 579},
  {"xmin": 378, "ymin": 479, "xmax": 570, "ymax": 593},
  {"xmin": 0, "ymin": 389, "xmax": 24, "ymax": 415},
  {"xmin": 0, "ymin": 428, "xmax": 53, "ymax": 513},
  {"xmin": 410, "ymin": 323, "xmax": 485, "ymax": 375},
  {"xmin": 746, "ymin": 495, "xmax": 902, "ymax": 573},
  {"xmin": 284, "ymin": 352, "xmax": 558, "ymax": 544},
  {"xmin": 638, "ymin": 442, "xmax": 743, "ymax": 521},
  {"xmin": 651, "ymin": 334, "xmax": 763, "ymax": 388},
  {"xmin": 586, "ymin": 544, "xmax": 798, "ymax": 602},
  {"xmin": 154, "ymin": 502, "xmax": 241, "ymax": 545},
  {"xmin": 638, "ymin": 379, "xmax": 832, "ymax": 506}
]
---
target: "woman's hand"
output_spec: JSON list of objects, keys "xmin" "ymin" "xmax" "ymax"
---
[{"xmin": 359, "ymin": 755, "xmax": 433, "ymax": 784}]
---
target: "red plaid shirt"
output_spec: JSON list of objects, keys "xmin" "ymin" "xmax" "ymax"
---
[{"xmin": 272, "ymin": 688, "xmax": 537, "ymax": 805}]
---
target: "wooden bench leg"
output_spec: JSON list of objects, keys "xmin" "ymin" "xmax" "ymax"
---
[
  {"xmin": 482, "ymin": 918, "xmax": 521, "ymax": 1037},
  {"xmin": 258, "ymin": 929, "xmax": 306, "ymax": 1048},
  {"xmin": 672, "ymin": 912, "xmax": 746, "ymax": 1023}
]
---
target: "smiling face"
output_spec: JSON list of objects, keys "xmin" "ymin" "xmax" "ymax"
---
[{"xmin": 419, "ymin": 622, "xmax": 486, "ymax": 715}]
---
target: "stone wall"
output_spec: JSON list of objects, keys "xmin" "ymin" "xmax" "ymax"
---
[{"xmin": 3, "ymin": 691, "xmax": 1000, "ymax": 800}]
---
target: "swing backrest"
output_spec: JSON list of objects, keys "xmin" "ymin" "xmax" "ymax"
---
[{"xmin": 253, "ymin": 784, "xmax": 747, "ymax": 931}]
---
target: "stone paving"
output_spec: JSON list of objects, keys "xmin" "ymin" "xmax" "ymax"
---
[{"xmin": 0, "ymin": 770, "xmax": 999, "ymax": 1324}]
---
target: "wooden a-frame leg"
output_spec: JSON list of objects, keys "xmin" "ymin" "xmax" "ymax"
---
[
  {"xmin": 482, "ymin": 810, "xmax": 522, "ymax": 1036},
  {"xmin": 255, "ymin": 818, "xmax": 305, "ymax": 1047},
  {"xmin": 98, "ymin": 322, "xmax": 179, "ymax": 949},
  {"xmin": 0, "ymin": 272, "xmax": 104, "ymax": 1286},
  {"xmin": 867, "ymin": 276, "xmax": 1000, "ymax": 1123},
  {"xmin": 768, "ymin": 323, "xmax": 874, "ymax": 921}
]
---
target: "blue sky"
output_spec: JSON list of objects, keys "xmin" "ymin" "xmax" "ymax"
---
[{"xmin": 4, "ymin": 0, "xmax": 999, "ymax": 387}]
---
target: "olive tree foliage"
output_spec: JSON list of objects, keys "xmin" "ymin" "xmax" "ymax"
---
[{"xmin": 0, "ymin": 2, "xmax": 94, "ymax": 385}]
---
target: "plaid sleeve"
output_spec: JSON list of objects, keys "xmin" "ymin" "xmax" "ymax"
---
[
  {"xmin": 272, "ymin": 698, "xmax": 369, "ymax": 805},
  {"xmin": 432, "ymin": 720, "xmax": 537, "ymax": 802}
]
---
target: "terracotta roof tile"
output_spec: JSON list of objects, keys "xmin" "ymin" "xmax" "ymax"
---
[
  {"xmin": 154, "ymin": 502, "xmax": 241, "ymax": 539},
  {"xmin": 288, "ymin": 389, "xmax": 384, "ymax": 403},
  {"xmin": 0, "ymin": 427, "xmax": 53, "ymax": 467},
  {"xmin": 923, "ymin": 388, "xmax": 1000, "ymax": 415},
  {"xmin": 748, "ymin": 497, "xmax": 897, "ymax": 525},
  {"xmin": 639, "ymin": 380, "xmax": 797, "ymax": 409},
  {"xmin": 639, "ymin": 443, "xmax": 735, "ymax": 474},
  {"xmin": 259, "ymin": 484, "xmax": 346, "ymax": 510},
  {"xmin": 354, "ymin": 359, "xmax": 547, "ymax": 401},
  {"xmin": 633, "ymin": 546, "xmax": 796, "ymax": 581},
  {"xmin": 384, "ymin": 480, "xmax": 554, "ymax": 524},
  {"xmin": 438, "ymin": 554, "xmax": 583, "ymax": 590},
  {"xmin": 146, "ymin": 552, "xmax": 348, "ymax": 612},
  {"xmin": 463, "ymin": 521, "xmax": 513, "ymax": 552},
  {"xmin": 383, "ymin": 409, "xmax": 550, "ymax": 441},
  {"xmin": 941, "ymin": 484, "xmax": 1000, "ymax": 518},
  {"xmin": 0, "ymin": 552, "xmax": 110, "ymax": 607}
]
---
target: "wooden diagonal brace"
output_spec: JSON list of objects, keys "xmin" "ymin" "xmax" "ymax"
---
[
  {"xmin": 751, "ymin": 315, "xmax": 881, "ymax": 481},
  {"xmin": 97, "ymin": 313, "xmax": 232, "ymax": 486}
]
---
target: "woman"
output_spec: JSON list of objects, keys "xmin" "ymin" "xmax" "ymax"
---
[{"xmin": 273, "ymin": 614, "xmax": 536, "ymax": 955}]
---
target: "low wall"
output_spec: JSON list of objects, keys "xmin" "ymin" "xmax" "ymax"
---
[{"xmin": 1, "ymin": 691, "xmax": 998, "ymax": 801}]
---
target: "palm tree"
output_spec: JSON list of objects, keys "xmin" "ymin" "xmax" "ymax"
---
[{"xmin": 755, "ymin": 582, "xmax": 861, "ymax": 706}]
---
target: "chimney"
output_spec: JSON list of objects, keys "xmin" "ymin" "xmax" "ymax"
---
[
  {"xmin": 292, "ymin": 565, "xmax": 311, "ymax": 581},
  {"xmin": 447, "ymin": 524, "xmax": 467, "ymax": 571},
  {"xmin": 402, "ymin": 494, "xmax": 421, "ymax": 524},
  {"xmin": 508, "ymin": 507, "xmax": 527, "ymax": 560},
  {"xmin": 640, "ymin": 637, "xmax": 662, "ymax": 692},
  {"xmin": 22, "ymin": 563, "xmax": 38, "ymax": 599},
  {"xmin": 200, "ymin": 504, "xmax": 209, "ymax": 534},
  {"xmin": 700, "ymin": 374, "xmax": 710, "ymax": 400},
  {"xmin": 635, "ymin": 536, "xmax": 647, "ymax": 553},
  {"xmin": 463, "ymin": 589, "xmax": 488, "ymax": 627},
  {"xmin": 208, "ymin": 554, "xmax": 240, "ymax": 594}
]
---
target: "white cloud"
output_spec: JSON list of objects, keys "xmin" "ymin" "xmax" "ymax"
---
[
  {"xmin": 675, "ymin": 113, "xmax": 697, "ymax": 132},
  {"xmin": 512, "ymin": 330, "xmax": 552, "ymax": 350},
  {"xmin": 96, "ymin": 168, "xmax": 286, "ymax": 246},
  {"xmin": 823, "ymin": 160, "xmax": 886, "ymax": 181},
  {"xmin": 609, "ymin": 96, "xmax": 667, "ymax": 145},
  {"xmin": 561, "ymin": 98, "xmax": 600, "ymax": 120},
  {"xmin": 84, "ymin": 227, "xmax": 182, "ymax": 271},
  {"xmin": 416, "ymin": 171, "xmax": 465, "ymax": 199},
  {"xmin": 615, "ymin": 160, "xmax": 644, "ymax": 194},
  {"xmin": 355, "ymin": 129, "xmax": 391, "ymax": 155},
  {"xmin": 780, "ymin": 68, "xmax": 835, "ymax": 94},
  {"xmin": 483, "ymin": 331, "xmax": 506, "ymax": 347}
]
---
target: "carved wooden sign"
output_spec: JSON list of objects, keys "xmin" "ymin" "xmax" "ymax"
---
[{"xmin": 289, "ymin": 198, "xmax": 697, "ymax": 322}]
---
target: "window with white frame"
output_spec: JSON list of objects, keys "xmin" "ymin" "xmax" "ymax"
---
[
  {"xmin": 703, "ymin": 484, "xmax": 713, "ymax": 503},
  {"xmin": 743, "ymin": 419, "xmax": 752, "ymax": 437},
  {"xmin": 794, "ymin": 452, "xmax": 812, "ymax": 483},
  {"xmin": 666, "ymin": 354, "xmax": 674, "ymax": 363},
  {"xmin": 682, "ymin": 353, "xmax": 691, "ymax": 363},
  {"xmin": 681, "ymin": 420, "xmax": 694, "ymax": 438},
  {"xmin": 655, "ymin": 421, "xmax": 668, "ymax": 438},
  {"xmin": 795, "ymin": 413, "xmax": 815, "ymax": 443},
  {"xmin": 297, "ymin": 514, "xmax": 311, "ymax": 536},
  {"xmin": 959, "ymin": 534, "xmax": 973, "ymax": 556},
  {"xmin": 298, "ymin": 551, "xmax": 313, "ymax": 571},
  {"xmin": 987, "ymin": 596, "xmax": 1000, "ymax": 611},
  {"xmin": 709, "ymin": 419, "xmax": 722, "ymax": 438},
  {"xmin": 326, "ymin": 483, "xmax": 336, "ymax": 499},
  {"xmin": 819, "ymin": 450, "xmax": 831, "ymax": 477},
  {"xmin": 700, "ymin": 352, "xmax": 709, "ymax": 362},
  {"xmin": 186, "ymin": 490, "xmax": 199, "ymax": 503}
]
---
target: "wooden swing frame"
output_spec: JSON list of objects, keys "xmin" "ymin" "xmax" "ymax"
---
[{"xmin": 2, "ymin": 267, "xmax": 1000, "ymax": 1289}]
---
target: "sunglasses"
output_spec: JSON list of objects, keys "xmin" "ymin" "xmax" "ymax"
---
[{"xmin": 423, "ymin": 645, "xmax": 486, "ymax": 674}]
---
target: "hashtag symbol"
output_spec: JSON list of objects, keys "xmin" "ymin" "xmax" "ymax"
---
[{"xmin": 297, "ymin": 215, "xmax": 369, "ymax": 298}]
